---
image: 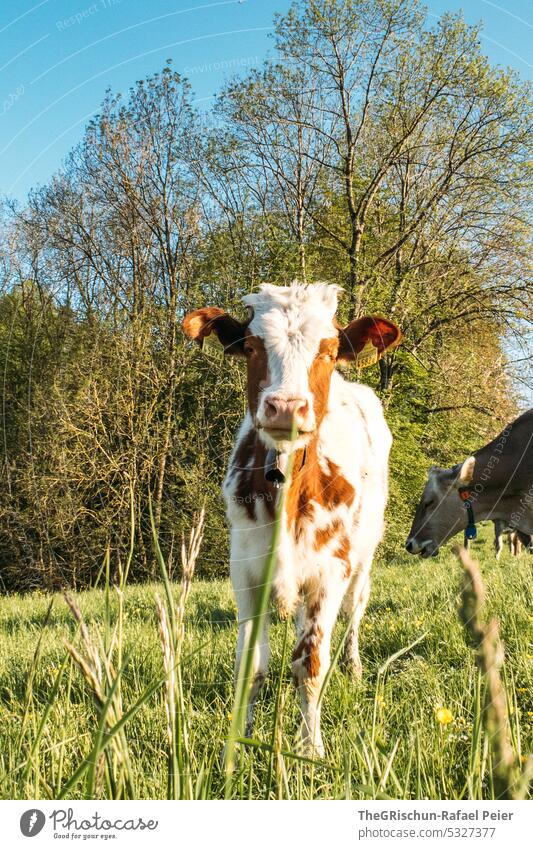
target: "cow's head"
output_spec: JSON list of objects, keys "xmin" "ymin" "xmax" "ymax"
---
[
  {"xmin": 405, "ymin": 456, "xmax": 476, "ymax": 557},
  {"xmin": 182, "ymin": 282, "xmax": 401, "ymax": 451}
]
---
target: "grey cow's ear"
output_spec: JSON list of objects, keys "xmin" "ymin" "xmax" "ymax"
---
[
  {"xmin": 182, "ymin": 307, "xmax": 247, "ymax": 356},
  {"xmin": 456, "ymin": 456, "xmax": 476, "ymax": 487}
]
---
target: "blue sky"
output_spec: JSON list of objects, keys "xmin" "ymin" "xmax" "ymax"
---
[{"xmin": 0, "ymin": 0, "xmax": 532, "ymax": 201}]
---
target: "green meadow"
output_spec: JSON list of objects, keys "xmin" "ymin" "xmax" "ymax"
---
[{"xmin": 0, "ymin": 524, "xmax": 531, "ymax": 800}]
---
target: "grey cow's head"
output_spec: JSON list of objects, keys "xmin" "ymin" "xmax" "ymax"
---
[{"xmin": 405, "ymin": 456, "xmax": 476, "ymax": 558}]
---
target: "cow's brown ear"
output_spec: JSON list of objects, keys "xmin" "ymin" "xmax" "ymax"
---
[
  {"xmin": 337, "ymin": 315, "xmax": 402, "ymax": 367},
  {"xmin": 182, "ymin": 307, "xmax": 247, "ymax": 356}
]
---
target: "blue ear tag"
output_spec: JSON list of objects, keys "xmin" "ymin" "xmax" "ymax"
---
[{"xmin": 465, "ymin": 524, "xmax": 477, "ymax": 540}]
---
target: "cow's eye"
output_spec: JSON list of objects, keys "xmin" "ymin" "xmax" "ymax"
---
[
  {"xmin": 244, "ymin": 345, "xmax": 254, "ymax": 356},
  {"xmin": 425, "ymin": 499, "xmax": 435, "ymax": 510}
]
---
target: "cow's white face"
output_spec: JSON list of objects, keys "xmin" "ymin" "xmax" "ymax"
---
[
  {"xmin": 243, "ymin": 283, "xmax": 340, "ymax": 450},
  {"xmin": 406, "ymin": 457, "xmax": 476, "ymax": 557},
  {"xmin": 182, "ymin": 281, "xmax": 402, "ymax": 451}
]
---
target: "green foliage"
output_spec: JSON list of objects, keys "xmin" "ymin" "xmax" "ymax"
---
[{"xmin": 0, "ymin": 0, "xmax": 530, "ymax": 590}]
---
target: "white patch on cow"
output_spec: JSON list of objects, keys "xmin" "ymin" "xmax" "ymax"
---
[{"xmin": 244, "ymin": 281, "xmax": 340, "ymax": 346}]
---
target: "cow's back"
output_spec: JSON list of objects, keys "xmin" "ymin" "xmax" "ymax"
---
[{"xmin": 476, "ymin": 408, "xmax": 533, "ymax": 490}]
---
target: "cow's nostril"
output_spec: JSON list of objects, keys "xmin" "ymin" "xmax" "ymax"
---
[
  {"xmin": 405, "ymin": 540, "xmax": 413, "ymax": 553},
  {"xmin": 263, "ymin": 395, "xmax": 310, "ymax": 430}
]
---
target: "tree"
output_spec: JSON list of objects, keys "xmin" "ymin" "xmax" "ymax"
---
[
  {"xmin": 218, "ymin": 0, "xmax": 531, "ymax": 389},
  {"xmin": 0, "ymin": 2, "xmax": 530, "ymax": 590}
]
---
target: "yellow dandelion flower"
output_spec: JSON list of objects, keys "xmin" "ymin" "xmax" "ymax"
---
[
  {"xmin": 436, "ymin": 707, "xmax": 453, "ymax": 725},
  {"xmin": 517, "ymin": 688, "xmax": 528, "ymax": 694},
  {"xmin": 376, "ymin": 694, "xmax": 386, "ymax": 707}
]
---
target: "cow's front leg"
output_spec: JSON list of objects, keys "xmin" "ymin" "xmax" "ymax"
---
[
  {"xmin": 494, "ymin": 520, "xmax": 504, "ymax": 560},
  {"xmin": 510, "ymin": 531, "xmax": 522, "ymax": 557},
  {"xmin": 233, "ymin": 584, "xmax": 270, "ymax": 737},
  {"xmin": 341, "ymin": 564, "xmax": 371, "ymax": 679},
  {"xmin": 292, "ymin": 582, "xmax": 345, "ymax": 758}
]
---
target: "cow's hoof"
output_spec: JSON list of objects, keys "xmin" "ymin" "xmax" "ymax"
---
[
  {"xmin": 302, "ymin": 740, "xmax": 325, "ymax": 760},
  {"xmin": 340, "ymin": 654, "xmax": 363, "ymax": 680},
  {"xmin": 298, "ymin": 727, "xmax": 325, "ymax": 761},
  {"xmin": 220, "ymin": 740, "xmax": 241, "ymax": 770}
]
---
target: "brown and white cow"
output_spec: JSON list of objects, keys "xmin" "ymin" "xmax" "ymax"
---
[
  {"xmin": 406, "ymin": 409, "xmax": 533, "ymax": 559},
  {"xmin": 183, "ymin": 282, "xmax": 401, "ymax": 755}
]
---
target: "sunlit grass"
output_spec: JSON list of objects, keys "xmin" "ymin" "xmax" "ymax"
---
[{"xmin": 0, "ymin": 524, "xmax": 531, "ymax": 800}]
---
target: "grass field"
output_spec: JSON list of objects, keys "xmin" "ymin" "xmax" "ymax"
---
[{"xmin": 0, "ymin": 525, "xmax": 531, "ymax": 800}]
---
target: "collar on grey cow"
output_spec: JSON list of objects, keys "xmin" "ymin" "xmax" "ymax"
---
[{"xmin": 458, "ymin": 488, "xmax": 477, "ymax": 540}]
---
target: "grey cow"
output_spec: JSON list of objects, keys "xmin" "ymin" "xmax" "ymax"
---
[{"xmin": 406, "ymin": 409, "xmax": 533, "ymax": 558}]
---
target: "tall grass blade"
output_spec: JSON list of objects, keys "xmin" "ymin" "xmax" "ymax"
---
[
  {"xmin": 454, "ymin": 544, "xmax": 533, "ymax": 800},
  {"xmin": 223, "ymin": 426, "xmax": 296, "ymax": 797}
]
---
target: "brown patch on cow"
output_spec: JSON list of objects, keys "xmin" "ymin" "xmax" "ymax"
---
[
  {"xmin": 313, "ymin": 518, "xmax": 352, "ymax": 576},
  {"xmin": 227, "ymin": 331, "xmax": 273, "ymax": 520},
  {"xmin": 243, "ymin": 331, "xmax": 268, "ymax": 417},
  {"xmin": 286, "ymin": 444, "xmax": 355, "ymax": 540},
  {"xmin": 292, "ymin": 621, "xmax": 324, "ymax": 679},
  {"xmin": 308, "ymin": 337, "xmax": 338, "ymax": 424},
  {"xmin": 307, "ymin": 626, "xmax": 323, "ymax": 678},
  {"xmin": 314, "ymin": 518, "xmax": 343, "ymax": 550},
  {"xmin": 334, "ymin": 534, "xmax": 352, "ymax": 578},
  {"xmin": 232, "ymin": 428, "xmax": 276, "ymax": 520},
  {"xmin": 292, "ymin": 592, "xmax": 325, "ymax": 680},
  {"xmin": 292, "ymin": 638, "xmax": 305, "ymax": 664}
]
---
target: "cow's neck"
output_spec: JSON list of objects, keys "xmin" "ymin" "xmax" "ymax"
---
[
  {"xmin": 283, "ymin": 431, "xmax": 355, "ymax": 537},
  {"xmin": 457, "ymin": 479, "xmax": 520, "ymax": 523},
  {"xmin": 241, "ymin": 416, "xmax": 354, "ymax": 532},
  {"xmin": 251, "ymin": 427, "xmax": 324, "ymax": 530},
  {"xmin": 469, "ymin": 414, "xmax": 532, "ymax": 494},
  {"xmin": 284, "ymin": 437, "xmax": 320, "ymax": 534},
  {"xmin": 259, "ymin": 433, "xmax": 322, "ymax": 526}
]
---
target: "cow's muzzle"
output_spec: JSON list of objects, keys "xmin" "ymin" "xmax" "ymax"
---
[
  {"xmin": 405, "ymin": 538, "xmax": 439, "ymax": 558},
  {"xmin": 263, "ymin": 395, "xmax": 309, "ymax": 430},
  {"xmin": 257, "ymin": 394, "xmax": 315, "ymax": 440}
]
